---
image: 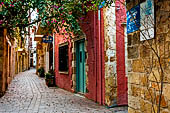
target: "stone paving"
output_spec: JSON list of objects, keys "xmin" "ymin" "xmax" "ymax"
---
[{"xmin": 0, "ymin": 69, "xmax": 128, "ymax": 113}]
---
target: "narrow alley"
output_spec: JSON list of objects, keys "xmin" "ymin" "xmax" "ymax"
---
[
  {"xmin": 0, "ymin": 69, "xmax": 127, "ymax": 113},
  {"xmin": 1, "ymin": 0, "xmax": 169, "ymax": 113}
]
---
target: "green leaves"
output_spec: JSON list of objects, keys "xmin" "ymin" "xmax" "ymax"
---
[{"xmin": 0, "ymin": 0, "xmax": 115, "ymax": 39}]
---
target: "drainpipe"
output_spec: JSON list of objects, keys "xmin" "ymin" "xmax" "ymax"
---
[
  {"xmin": 53, "ymin": 33, "xmax": 55, "ymax": 70},
  {"xmin": 53, "ymin": 32, "xmax": 55, "ymax": 85}
]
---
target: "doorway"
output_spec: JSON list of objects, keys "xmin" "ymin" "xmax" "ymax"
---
[{"xmin": 76, "ymin": 40, "xmax": 86, "ymax": 93}]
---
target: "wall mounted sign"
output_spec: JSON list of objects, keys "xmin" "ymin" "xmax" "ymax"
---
[
  {"xmin": 127, "ymin": 5, "xmax": 140, "ymax": 34},
  {"xmin": 42, "ymin": 35, "xmax": 53, "ymax": 43},
  {"xmin": 140, "ymin": 0, "xmax": 154, "ymax": 41}
]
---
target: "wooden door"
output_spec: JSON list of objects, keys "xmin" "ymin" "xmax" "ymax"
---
[{"xmin": 76, "ymin": 40, "xmax": 86, "ymax": 93}]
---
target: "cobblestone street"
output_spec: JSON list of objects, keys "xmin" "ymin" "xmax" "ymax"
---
[{"xmin": 0, "ymin": 69, "xmax": 127, "ymax": 113}]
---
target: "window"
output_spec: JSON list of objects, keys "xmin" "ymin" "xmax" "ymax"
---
[{"xmin": 59, "ymin": 43, "xmax": 68, "ymax": 72}]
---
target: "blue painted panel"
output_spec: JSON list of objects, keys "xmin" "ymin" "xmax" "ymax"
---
[{"xmin": 127, "ymin": 5, "xmax": 140, "ymax": 34}]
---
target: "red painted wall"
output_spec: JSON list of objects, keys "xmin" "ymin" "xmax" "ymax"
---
[
  {"xmin": 80, "ymin": 10, "xmax": 105, "ymax": 105},
  {"xmin": 54, "ymin": 10, "xmax": 105, "ymax": 105},
  {"xmin": 54, "ymin": 33, "xmax": 73, "ymax": 92},
  {"xmin": 80, "ymin": 11, "xmax": 98, "ymax": 102},
  {"xmin": 101, "ymin": 9, "xmax": 105, "ymax": 105},
  {"xmin": 115, "ymin": 0, "xmax": 128, "ymax": 105}
]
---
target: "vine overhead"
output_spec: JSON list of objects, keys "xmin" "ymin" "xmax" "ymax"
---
[{"xmin": 0, "ymin": 0, "xmax": 115, "ymax": 37}]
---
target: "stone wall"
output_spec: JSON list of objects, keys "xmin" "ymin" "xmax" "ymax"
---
[
  {"xmin": 71, "ymin": 41, "xmax": 76, "ymax": 91},
  {"xmin": 103, "ymin": 4, "xmax": 117, "ymax": 106},
  {"xmin": 127, "ymin": 0, "xmax": 170, "ymax": 113}
]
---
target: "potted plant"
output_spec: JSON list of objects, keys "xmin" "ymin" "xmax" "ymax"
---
[
  {"xmin": 45, "ymin": 70, "xmax": 55, "ymax": 87},
  {"xmin": 37, "ymin": 67, "xmax": 45, "ymax": 77}
]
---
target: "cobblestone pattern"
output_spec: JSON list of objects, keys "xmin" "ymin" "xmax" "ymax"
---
[{"xmin": 0, "ymin": 69, "xmax": 127, "ymax": 113}]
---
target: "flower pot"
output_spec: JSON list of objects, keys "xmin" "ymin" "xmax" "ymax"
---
[{"xmin": 45, "ymin": 78, "xmax": 54, "ymax": 87}]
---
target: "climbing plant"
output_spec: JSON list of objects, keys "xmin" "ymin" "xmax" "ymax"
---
[{"xmin": 0, "ymin": 0, "xmax": 115, "ymax": 38}]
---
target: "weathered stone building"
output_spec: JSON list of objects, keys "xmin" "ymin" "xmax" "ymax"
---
[
  {"xmin": 126, "ymin": 0, "xmax": 170, "ymax": 112},
  {"xmin": 0, "ymin": 28, "xmax": 30, "ymax": 97},
  {"xmin": 0, "ymin": 29, "xmax": 16, "ymax": 97},
  {"xmin": 15, "ymin": 28, "xmax": 30, "ymax": 74},
  {"xmin": 104, "ymin": 0, "xmax": 128, "ymax": 106},
  {"xmin": 36, "ymin": 42, "xmax": 53, "ymax": 74},
  {"xmin": 35, "ymin": 26, "xmax": 53, "ymax": 74},
  {"xmin": 104, "ymin": 4, "xmax": 117, "ymax": 106}
]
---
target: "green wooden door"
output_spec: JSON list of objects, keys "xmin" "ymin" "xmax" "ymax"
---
[{"xmin": 76, "ymin": 40, "xmax": 86, "ymax": 93}]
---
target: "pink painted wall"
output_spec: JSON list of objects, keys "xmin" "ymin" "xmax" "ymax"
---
[
  {"xmin": 54, "ymin": 33, "xmax": 73, "ymax": 92},
  {"xmin": 115, "ymin": 0, "xmax": 128, "ymax": 105}
]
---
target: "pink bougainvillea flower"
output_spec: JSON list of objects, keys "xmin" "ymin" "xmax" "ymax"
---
[
  {"xmin": 53, "ymin": 5, "xmax": 58, "ymax": 8},
  {"xmin": 1, "ymin": 2, "xmax": 4, "ymax": 5},
  {"xmin": 0, "ymin": 20, "xmax": 3, "ymax": 24},
  {"xmin": 51, "ymin": 21, "xmax": 53, "ymax": 23},
  {"xmin": 63, "ymin": 38, "xmax": 67, "ymax": 42},
  {"xmin": 80, "ymin": 17, "xmax": 84, "ymax": 20},
  {"xmin": 62, "ymin": 20, "xmax": 65, "ymax": 23},
  {"xmin": 61, "ymin": 8, "xmax": 63, "ymax": 10},
  {"xmin": 65, "ymin": 33, "xmax": 68, "ymax": 35}
]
